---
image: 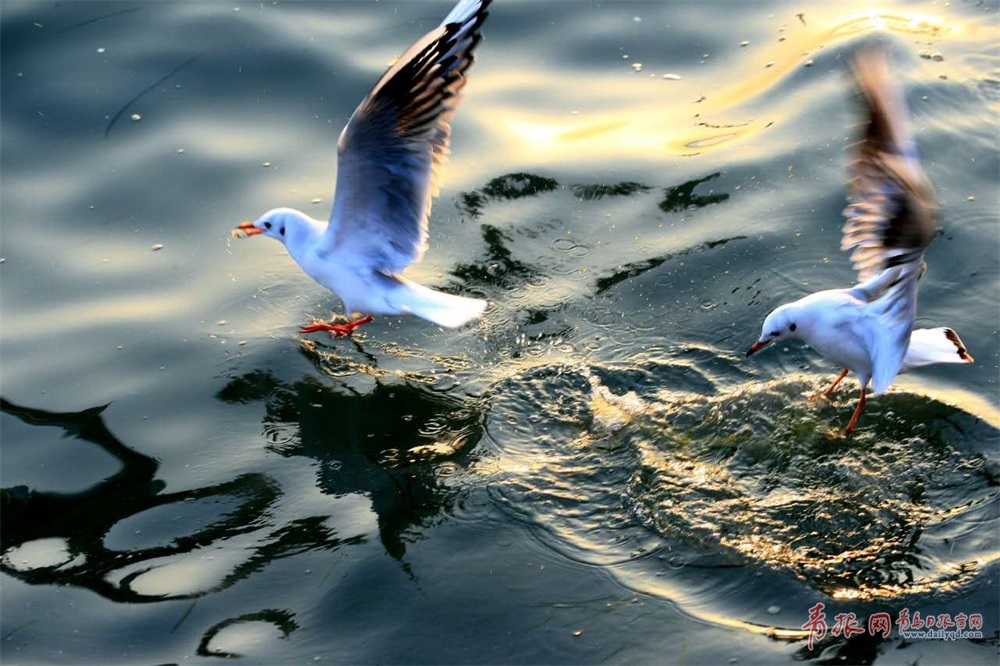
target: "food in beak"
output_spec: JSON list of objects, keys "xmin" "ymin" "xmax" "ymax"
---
[{"xmin": 233, "ymin": 221, "xmax": 264, "ymax": 239}]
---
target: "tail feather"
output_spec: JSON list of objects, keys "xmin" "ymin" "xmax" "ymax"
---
[
  {"xmin": 395, "ymin": 278, "xmax": 486, "ymax": 329},
  {"xmin": 901, "ymin": 327, "xmax": 974, "ymax": 373}
]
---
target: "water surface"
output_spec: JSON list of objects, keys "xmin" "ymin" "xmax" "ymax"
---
[{"xmin": 2, "ymin": 1, "xmax": 998, "ymax": 663}]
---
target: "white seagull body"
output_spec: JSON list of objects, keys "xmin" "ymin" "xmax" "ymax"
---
[
  {"xmin": 235, "ymin": 0, "xmax": 490, "ymax": 337},
  {"xmin": 746, "ymin": 47, "xmax": 973, "ymax": 435}
]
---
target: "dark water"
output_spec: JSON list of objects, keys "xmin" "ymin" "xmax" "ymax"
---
[{"xmin": 2, "ymin": 1, "xmax": 998, "ymax": 663}]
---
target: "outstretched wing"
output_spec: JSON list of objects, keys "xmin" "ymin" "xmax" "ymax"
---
[
  {"xmin": 841, "ymin": 47, "xmax": 937, "ymax": 289},
  {"xmin": 842, "ymin": 48, "xmax": 937, "ymax": 393},
  {"xmin": 322, "ymin": 0, "xmax": 491, "ymax": 274}
]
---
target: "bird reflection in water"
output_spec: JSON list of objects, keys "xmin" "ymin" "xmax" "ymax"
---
[
  {"xmin": 216, "ymin": 362, "xmax": 484, "ymax": 565},
  {"xmin": 0, "ymin": 398, "xmax": 361, "ymax": 602}
]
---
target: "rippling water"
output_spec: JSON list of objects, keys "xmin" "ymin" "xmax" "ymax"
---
[{"xmin": 2, "ymin": 1, "xmax": 998, "ymax": 663}]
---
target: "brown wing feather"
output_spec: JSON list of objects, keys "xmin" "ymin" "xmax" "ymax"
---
[{"xmin": 841, "ymin": 47, "xmax": 938, "ymax": 284}]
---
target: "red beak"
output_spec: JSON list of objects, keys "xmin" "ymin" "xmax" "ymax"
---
[
  {"xmin": 233, "ymin": 221, "xmax": 264, "ymax": 238},
  {"xmin": 745, "ymin": 340, "xmax": 770, "ymax": 357}
]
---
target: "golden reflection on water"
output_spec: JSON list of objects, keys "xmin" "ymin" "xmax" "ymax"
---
[
  {"xmin": 895, "ymin": 375, "xmax": 1000, "ymax": 429},
  {"xmin": 511, "ymin": 366, "xmax": 1000, "ymax": 631},
  {"xmin": 829, "ymin": 11, "xmax": 952, "ymax": 38},
  {"xmin": 471, "ymin": 8, "xmax": 968, "ymax": 165},
  {"xmin": 830, "ymin": 550, "xmax": 1000, "ymax": 601}
]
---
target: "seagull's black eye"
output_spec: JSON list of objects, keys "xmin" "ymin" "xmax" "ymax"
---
[
  {"xmin": 789, "ymin": 323, "xmax": 797, "ymax": 332},
  {"xmin": 264, "ymin": 221, "xmax": 272, "ymax": 230},
  {"xmin": 279, "ymin": 226, "xmax": 285, "ymax": 236},
  {"xmin": 770, "ymin": 331, "xmax": 779, "ymax": 337}
]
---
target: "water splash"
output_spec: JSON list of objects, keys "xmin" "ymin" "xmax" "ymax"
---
[{"xmin": 480, "ymin": 357, "xmax": 999, "ymax": 636}]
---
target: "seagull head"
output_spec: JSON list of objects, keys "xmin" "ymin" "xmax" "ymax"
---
[
  {"xmin": 746, "ymin": 304, "xmax": 801, "ymax": 357},
  {"xmin": 233, "ymin": 208, "xmax": 304, "ymax": 244}
]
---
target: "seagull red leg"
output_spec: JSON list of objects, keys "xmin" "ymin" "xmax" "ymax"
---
[
  {"xmin": 843, "ymin": 387, "xmax": 867, "ymax": 436},
  {"xmin": 823, "ymin": 368, "xmax": 850, "ymax": 397},
  {"xmin": 300, "ymin": 314, "xmax": 374, "ymax": 338},
  {"xmin": 808, "ymin": 367, "xmax": 850, "ymax": 403}
]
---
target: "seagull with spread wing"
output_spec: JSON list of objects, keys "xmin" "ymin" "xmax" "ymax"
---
[
  {"xmin": 745, "ymin": 47, "xmax": 973, "ymax": 435},
  {"xmin": 234, "ymin": 0, "xmax": 490, "ymax": 337}
]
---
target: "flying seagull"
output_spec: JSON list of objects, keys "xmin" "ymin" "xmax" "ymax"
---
[{"xmin": 234, "ymin": 0, "xmax": 491, "ymax": 337}]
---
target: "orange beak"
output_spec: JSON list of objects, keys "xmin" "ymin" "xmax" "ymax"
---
[
  {"xmin": 745, "ymin": 340, "xmax": 770, "ymax": 357},
  {"xmin": 233, "ymin": 221, "xmax": 264, "ymax": 238}
]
